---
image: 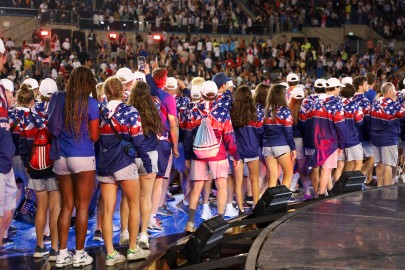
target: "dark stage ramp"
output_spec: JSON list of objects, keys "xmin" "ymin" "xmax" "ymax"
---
[{"xmin": 246, "ymin": 184, "xmax": 405, "ymax": 269}]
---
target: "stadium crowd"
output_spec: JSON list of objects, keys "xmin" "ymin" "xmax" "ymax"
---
[
  {"xmin": 0, "ymin": 1, "xmax": 405, "ymax": 267},
  {"xmin": 1, "ymin": 0, "xmax": 405, "ymax": 38}
]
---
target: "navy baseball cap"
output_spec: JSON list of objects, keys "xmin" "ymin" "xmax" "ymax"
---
[{"xmin": 212, "ymin": 72, "xmax": 231, "ymax": 89}]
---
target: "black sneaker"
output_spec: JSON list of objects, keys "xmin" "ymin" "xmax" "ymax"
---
[
  {"xmin": 49, "ymin": 248, "xmax": 58, "ymax": 261},
  {"xmin": 1, "ymin": 237, "xmax": 14, "ymax": 248},
  {"xmin": 245, "ymin": 195, "xmax": 254, "ymax": 205},
  {"xmin": 33, "ymin": 245, "xmax": 50, "ymax": 258},
  {"xmin": 43, "ymin": 235, "xmax": 51, "ymax": 245},
  {"xmin": 92, "ymin": 230, "xmax": 103, "ymax": 242},
  {"xmin": 8, "ymin": 226, "xmax": 18, "ymax": 236},
  {"xmin": 14, "ymin": 198, "xmax": 36, "ymax": 225}
]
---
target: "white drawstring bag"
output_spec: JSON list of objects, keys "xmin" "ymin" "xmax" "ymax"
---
[{"xmin": 193, "ymin": 116, "xmax": 221, "ymax": 159}]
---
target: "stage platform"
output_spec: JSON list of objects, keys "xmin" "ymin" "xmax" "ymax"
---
[{"xmin": 246, "ymin": 184, "xmax": 405, "ymax": 269}]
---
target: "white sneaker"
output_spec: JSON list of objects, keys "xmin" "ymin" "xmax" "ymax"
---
[
  {"xmin": 127, "ymin": 246, "xmax": 151, "ymax": 261},
  {"xmin": 138, "ymin": 232, "xmax": 149, "ymax": 249},
  {"xmin": 200, "ymin": 208, "xmax": 213, "ymax": 220},
  {"xmin": 119, "ymin": 230, "xmax": 129, "ymax": 245},
  {"xmin": 55, "ymin": 251, "xmax": 73, "ymax": 268},
  {"xmin": 105, "ymin": 250, "xmax": 126, "ymax": 266},
  {"xmin": 224, "ymin": 205, "xmax": 239, "ymax": 218},
  {"xmin": 73, "ymin": 251, "xmax": 93, "ymax": 268}
]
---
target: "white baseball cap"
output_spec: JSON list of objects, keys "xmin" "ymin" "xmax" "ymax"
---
[
  {"xmin": 291, "ymin": 87, "xmax": 305, "ymax": 99},
  {"xmin": 201, "ymin": 80, "xmax": 218, "ymax": 97},
  {"xmin": 191, "ymin": 84, "xmax": 203, "ymax": 99},
  {"xmin": 39, "ymin": 78, "xmax": 58, "ymax": 97},
  {"xmin": 341, "ymin": 76, "xmax": 353, "ymax": 85},
  {"xmin": 133, "ymin": 71, "xmax": 146, "ymax": 82},
  {"xmin": 287, "ymin": 73, "xmax": 299, "ymax": 83},
  {"xmin": 116, "ymin": 67, "xmax": 134, "ymax": 83},
  {"xmin": 314, "ymin": 79, "xmax": 327, "ymax": 88},
  {"xmin": 280, "ymin": 82, "xmax": 289, "ymax": 88},
  {"xmin": 0, "ymin": 39, "xmax": 5, "ymax": 54},
  {"xmin": 22, "ymin": 78, "xmax": 39, "ymax": 90},
  {"xmin": 1, "ymin": 79, "xmax": 14, "ymax": 93},
  {"xmin": 165, "ymin": 77, "xmax": 178, "ymax": 90},
  {"xmin": 326, "ymin": 77, "xmax": 345, "ymax": 88}
]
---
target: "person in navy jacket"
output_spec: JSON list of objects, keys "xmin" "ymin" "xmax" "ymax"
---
[
  {"xmin": 307, "ymin": 77, "xmax": 346, "ymax": 197},
  {"xmin": 262, "ymin": 84, "xmax": 296, "ymax": 189},
  {"xmin": 127, "ymin": 80, "xmax": 163, "ymax": 248},
  {"xmin": 230, "ymin": 85, "xmax": 262, "ymax": 213},
  {"xmin": 370, "ymin": 82, "xmax": 405, "ymax": 187},
  {"xmin": 183, "ymin": 80, "xmax": 240, "ymax": 233},
  {"xmin": 98, "ymin": 76, "xmax": 152, "ymax": 265},
  {"xmin": 339, "ymin": 83, "xmax": 364, "ymax": 172},
  {"xmin": 0, "ymin": 39, "xmax": 17, "ymax": 256},
  {"xmin": 352, "ymin": 76, "xmax": 374, "ymax": 183},
  {"xmin": 17, "ymin": 80, "xmax": 61, "ymax": 260}
]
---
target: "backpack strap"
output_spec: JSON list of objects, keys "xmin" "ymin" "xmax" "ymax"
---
[
  {"xmin": 10, "ymin": 117, "xmax": 21, "ymax": 132},
  {"xmin": 105, "ymin": 111, "xmax": 125, "ymax": 142}
]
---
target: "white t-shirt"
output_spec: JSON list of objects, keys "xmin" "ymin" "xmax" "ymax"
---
[
  {"xmin": 204, "ymin": 58, "xmax": 212, "ymax": 69},
  {"xmin": 206, "ymin": 41, "xmax": 212, "ymax": 52}
]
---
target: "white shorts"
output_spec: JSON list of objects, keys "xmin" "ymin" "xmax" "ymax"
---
[
  {"xmin": 135, "ymin": 150, "xmax": 159, "ymax": 176},
  {"xmin": 321, "ymin": 150, "xmax": 338, "ymax": 169},
  {"xmin": 229, "ymin": 156, "xmax": 259, "ymax": 175},
  {"xmin": 361, "ymin": 141, "xmax": 374, "ymax": 158},
  {"xmin": 98, "ymin": 163, "xmax": 139, "ymax": 184},
  {"xmin": 28, "ymin": 177, "xmax": 59, "ymax": 192},
  {"xmin": 373, "ymin": 145, "xmax": 398, "ymax": 167},
  {"xmin": 262, "ymin": 145, "xmax": 291, "ymax": 158},
  {"xmin": 0, "ymin": 169, "xmax": 17, "ymax": 216},
  {"xmin": 294, "ymin": 138, "xmax": 305, "ymax": 160},
  {"xmin": 53, "ymin": 156, "xmax": 96, "ymax": 175},
  {"xmin": 345, "ymin": 143, "xmax": 363, "ymax": 161},
  {"xmin": 189, "ymin": 159, "xmax": 229, "ymax": 181}
]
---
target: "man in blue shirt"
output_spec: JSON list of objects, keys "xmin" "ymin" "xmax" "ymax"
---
[{"xmin": 364, "ymin": 73, "xmax": 377, "ymax": 104}]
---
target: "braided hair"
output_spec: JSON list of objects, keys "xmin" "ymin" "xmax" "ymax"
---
[{"xmin": 64, "ymin": 66, "xmax": 97, "ymax": 141}]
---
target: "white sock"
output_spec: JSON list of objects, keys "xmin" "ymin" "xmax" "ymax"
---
[
  {"xmin": 3, "ymin": 229, "xmax": 8, "ymax": 239},
  {"xmin": 290, "ymin": 172, "xmax": 300, "ymax": 192},
  {"xmin": 226, "ymin": 203, "xmax": 233, "ymax": 209},
  {"xmin": 183, "ymin": 199, "xmax": 189, "ymax": 206},
  {"xmin": 76, "ymin": 249, "xmax": 84, "ymax": 255},
  {"xmin": 149, "ymin": 216, "xmax": 156, "ymax": 224},
  {"xmin": 202, "ymin": 203, "xmax": 210, "ymax": 211},
  {"xmin": 122, "ymin": 229, "xmax": 128, "ymax": 234},
  {"xmin": 59, "ymin": 249, "xmax": 68, "ymax": 256}
]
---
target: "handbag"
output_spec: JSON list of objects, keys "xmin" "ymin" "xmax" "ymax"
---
[{"xmin": 106, "ymin": 117, "xmax": 137, "ymax": 158}]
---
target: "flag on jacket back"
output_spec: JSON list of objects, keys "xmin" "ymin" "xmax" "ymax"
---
[{"xmin": 370, "ymin": 97, "xmax": 405, "ymax": 147}]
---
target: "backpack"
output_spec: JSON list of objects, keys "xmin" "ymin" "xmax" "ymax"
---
[
  {"xmin": 27, "ymin": 113, "xmax": 54, "ymax": 179},
  {"xmin": 193, "ymin": 112, "xmax": 222, "ymax": 159}
]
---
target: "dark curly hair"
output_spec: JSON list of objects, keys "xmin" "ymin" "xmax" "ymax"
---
[
  {"xmin": 231, "ymin": 86, "xmax": 257, "ymax": 128},
  {"xmin": 65, "ymin": 66, "xmax": 97, "ymax": 141},
  {"xmin": 127, "ymin": 81, "xmax": 163, "ymax": 136},
  {"xmin": 340, "ymin": 84, "xmax": 356, "ymax": 98}
]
